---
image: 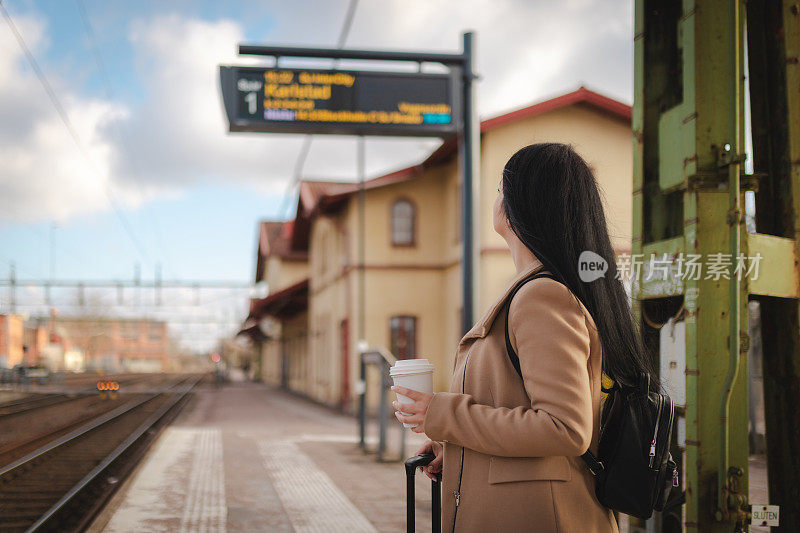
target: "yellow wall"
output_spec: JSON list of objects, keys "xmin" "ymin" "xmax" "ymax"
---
[
  {"xmin": 258, "ymin": 237, "xmax": 310, "ymax": 391},
  {"xmin": 260, "ymin": 311, "xmax": 308, "ymax": 393},
  {"xmin": 284, "ymin": 312, "xmax": 310, "ymax": 394},
  {"xmin": 296, "ymin": 176, "xmax": 454, "ymax": 408},
  {"xmin": 260, "ymin": 102, "xmax": 632, "ymax": 411},
  {"xmin": 478, "ymin": 104, "xmax": 632, "ymax": 315},
  {"xmin": 265, "ymin": 255, "xmax": 308, "ymax": 293},
  {"xmin": 309, "ymin": 215, "xmax": 348, "ymax": 406},
  {"xmin": 342, "ymin": 168, "xmax": 456, "ymax": 398},
  {"xmin": 260, "ymin": 319, "xmax": 281, "ymax": 386},
  {"xmin": 480, "ymin": 105, "xmax": 632, "ymax": 250}
]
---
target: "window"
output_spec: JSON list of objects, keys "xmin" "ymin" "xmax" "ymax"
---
[
  {"xmin": 390, "ymin": 316, "xmax": 417, "ymax": 360},
  {"xmin": 391, "ymin": 198, "xmax": 416, "ymax": 246}
]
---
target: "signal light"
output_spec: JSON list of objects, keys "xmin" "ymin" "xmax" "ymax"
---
[{"xmin": 96, "ymin": 380, "xmax": 119, "ymax": 391}]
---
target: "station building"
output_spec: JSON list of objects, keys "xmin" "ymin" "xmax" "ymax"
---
[{"xmin": 246, "ymin": 86, "xmax": 633, "ymax": 412}]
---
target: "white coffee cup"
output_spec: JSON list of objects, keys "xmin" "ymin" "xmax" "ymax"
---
[{"xmin": 390, "ymin": 358, "xmax": 435, "ymax": 428}]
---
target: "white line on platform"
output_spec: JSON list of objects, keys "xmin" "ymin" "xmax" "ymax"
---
[
  {"xmin": 103, "ymin": 427, "xmax": 227, "ymax": 533},
  {"xmin": 258, "ymin": 440, "xmax": 377, "ymax": 533},
  {"xmin": 180, "ymin": 428, "xmax": 227, "ymax": 532}
]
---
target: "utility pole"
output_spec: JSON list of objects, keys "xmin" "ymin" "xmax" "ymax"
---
[
  {"xmin": 357, "ymin": 136, "xmax": 366, "ymax": 343},
  {"xmin": 8, "ymin": 263, "xmax": 15, "ymax": 314}
]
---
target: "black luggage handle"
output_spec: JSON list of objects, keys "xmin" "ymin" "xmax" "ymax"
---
[{"xmin": 405, "ymin": 453, "xmax": 442, "ymax": 533}]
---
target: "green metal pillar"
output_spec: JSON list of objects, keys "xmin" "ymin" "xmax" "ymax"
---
[{"xmin": 630, "ymin": 0, "xmax": 795, "ymax": 530}]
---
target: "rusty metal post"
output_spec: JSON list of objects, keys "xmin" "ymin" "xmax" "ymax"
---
[{"xmin": 634, "ymin": 1, "xmax": 754, "ymax": 530}]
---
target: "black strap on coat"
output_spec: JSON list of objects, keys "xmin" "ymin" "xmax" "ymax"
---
[{"xmin": 503, "ymin": 270, "xmax": 605, "ymax": 477}]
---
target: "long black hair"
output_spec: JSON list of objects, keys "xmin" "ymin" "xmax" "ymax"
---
[{"xmin": 501, "ymin": 142, "xmax": 655, "ymax": 388}]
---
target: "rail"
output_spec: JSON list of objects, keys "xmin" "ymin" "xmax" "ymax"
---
[
  {"xmin": 0, "ymin": 374, "xmax": 202, "ymax": 532},
  {"xmin": 0, "ymin": 393, "xmax": 73, "ymax": 418},
  {"xmin": 0, "ymin": 375, "xmax": 196, "ymax": 479},
  {"xmin": 357, "ymin": 346, "xmax": 406, "ymax": 462},
  {"xmin": 26, "ymin": 375, "xmax": 201, "ymax": 531}
]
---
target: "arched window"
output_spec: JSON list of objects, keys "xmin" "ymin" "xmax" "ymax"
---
[{"xmin": 391, "ymin": 198, "xmax": 416, "ymax": 246}]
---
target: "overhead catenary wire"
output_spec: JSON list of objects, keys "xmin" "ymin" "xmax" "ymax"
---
[
  {"xmin": 0, "ymin": 0, "xmax": 150, "ymax": 265},
  {"xmin": 2, "ymin": 2, "xmax": 268, "ymax": 347},
  {"xmin": 0, "ymin": 2, "xmax": 230, "ymax": 339},
  {"xmin": 278, "ymin": 135, "xmax": 313, "ymax": 219},
  {"xmin": 277, "ymin": 0, "xmax": 360, "ymax": 220}
]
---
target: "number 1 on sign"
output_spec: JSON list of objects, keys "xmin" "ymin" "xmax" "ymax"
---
[{"xmin": 245, "ymin": 92, "xmax": 257, "ymax": 114}]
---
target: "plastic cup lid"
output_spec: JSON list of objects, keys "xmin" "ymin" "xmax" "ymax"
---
[{"xmin": 390, "ymin": 358, "xmax": 435, "ymax": 376}]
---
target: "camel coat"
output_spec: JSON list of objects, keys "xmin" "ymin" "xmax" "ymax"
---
[{"xmin": 424, "ymin": 258, "xmax": 618, "ymax": 532}]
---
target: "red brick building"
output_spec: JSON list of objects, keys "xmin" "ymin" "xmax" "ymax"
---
[
  {"xmin": 52, "ymin": 317, "xmax": 171, "ymax": 372},
  {"xmin": 0, "ymin": 314, "xmax": 24, "ymax": 368}
]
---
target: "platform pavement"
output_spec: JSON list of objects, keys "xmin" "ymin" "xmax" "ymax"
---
[
  {"xmin": 88, "ymin": 380, "xmax": 432, "ymax": 532},
  {"xmin": 86, "ymin": 378, "xmax": 772, "ymax": 532}
]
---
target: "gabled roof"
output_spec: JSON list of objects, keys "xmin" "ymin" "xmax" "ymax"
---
[
  {"xmin": 284, "ymin": 86, "xmax": 631, "ymax": 252},
  {"xmin": 258, "ymin": 221, "xmax": 284, "ymax": 257},
  {"xmin": 298, "ymin": 180, "xmax": 356, "ymax": 213},
  {"xmin": 289, "ymin": 180, "xmax": 355, "ymax": 252},
  {"xmin": 236, "ymin": 320, "xmax": 270, "ymax": 343},
  {"xmin": 255, "ymin": 220, "xmax": 307, "ymax": 283},
  {"xmin": 480, "ymin": 86, "xmax": 631, "ymax": 132},
  {"xmin": 248, "ymin": 278, "xmax": 309, "ymax": 320}
]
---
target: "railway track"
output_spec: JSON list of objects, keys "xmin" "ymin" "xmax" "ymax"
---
[
  {"xmin": 0, "ymin": 374, "xmax": 182, "ymax": 464},
  {"xmin": 0, "ymin": 375, "xmax": 201, "ymax": 532},
  {"xmin": 0, "ymin": 395, "xmax": 76, "ymax": 418}
]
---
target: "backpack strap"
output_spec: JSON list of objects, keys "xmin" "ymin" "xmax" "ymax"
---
[
  {"xmin": 503, "ymin": 270, "xmax": 555, "ymax": 377},
  {"xmin": 503, "ymin": 271, "xmax": 605, "ymax": 477}
]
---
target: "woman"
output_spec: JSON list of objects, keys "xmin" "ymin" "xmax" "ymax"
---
[{"xmin": 392, "ymin": 143, "xmax": 655, "ymax": 532}]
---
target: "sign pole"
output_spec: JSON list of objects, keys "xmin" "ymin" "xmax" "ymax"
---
[
  {"xmin": 228, "ymin": 35, "xmax": 478, "ymax": 334},
  {"xmin": 459, "ymin": 31, "xmax": 477, "ymax": 335}
]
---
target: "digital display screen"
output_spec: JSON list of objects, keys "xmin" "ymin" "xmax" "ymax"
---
[{"xmin": 220, "ymin": 66, "xmax": 458, "ymax": 137}]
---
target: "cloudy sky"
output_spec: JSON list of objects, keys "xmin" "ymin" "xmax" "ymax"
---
[{"xmin": 0, "ymin": 0, "xmax": 633, "ymax": 348}]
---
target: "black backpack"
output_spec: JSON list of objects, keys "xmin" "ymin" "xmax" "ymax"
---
[{"xmin": 504, "ymin": 271, "xmax": 678, "ymax": 520}]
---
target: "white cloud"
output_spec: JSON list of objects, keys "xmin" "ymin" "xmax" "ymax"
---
[
  {"xmin": 0, "ymin": 13, "xmax": 125, "ymax": 222},
  {"xmin": 335, "ymin": 0, "xmax": 633, "ymax": 114},
  {"xmin": 112, "ymin": 13, "xmax": 440, "ymax": 196}
]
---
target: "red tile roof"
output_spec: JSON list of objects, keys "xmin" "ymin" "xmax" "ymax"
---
[
  {"xmin": 480, "ymin": 86, "xmax": 631, "ymax": 132},
  {"xmin": 298, "ymin": 180, "xmax": 355, "ymax": 213},
  {"xmin": 248, "ymin": 278, "xmax": 309, "ymax": 319},
  {"xmin": 255, "ymin": 220, "xmax": 308, "ymax": 283}
]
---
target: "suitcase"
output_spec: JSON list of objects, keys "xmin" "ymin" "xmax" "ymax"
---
[{"xmin": 404, "ymin": 453, "xmax": 442, "ymax": 533}]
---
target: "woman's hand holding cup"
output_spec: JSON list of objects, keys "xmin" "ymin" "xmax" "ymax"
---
[
  {"xmin": 391, "ymin": 385, "xmax": 433, "ymax": 433},
  {"xmin": 389, "ymin": 358, "xmax": 435, "ymax": 431}
]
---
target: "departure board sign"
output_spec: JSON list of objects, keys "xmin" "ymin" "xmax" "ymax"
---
[{"xmin": 220, "ymin": 66, "xmax": 459, "ymax": 137}]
